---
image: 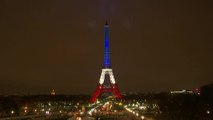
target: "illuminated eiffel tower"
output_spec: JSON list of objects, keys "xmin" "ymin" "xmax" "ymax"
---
[{"xmin": 90, "ymin": 21, "xmax": 122, "ymax": 102}]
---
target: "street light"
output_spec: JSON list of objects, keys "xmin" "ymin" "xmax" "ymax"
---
[
  {"xmin": 141, "ymin": 116, "xmax": 145, "ymax": 119},
  {"xmin": 207, "ymin": 110, "xmax": 210, "ymax": 114},
  {"xmin": 11, "ymin": 110, "xmax": 14, "ymax": 114}
]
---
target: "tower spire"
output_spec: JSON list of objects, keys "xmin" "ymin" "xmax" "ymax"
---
[
  {"xmin": 105, "ymin": 21, "xmax": 108, "ymax": 26},
  {"xmin": 104, "ymin": 21, "xmax": 111, "ymax": 68}
]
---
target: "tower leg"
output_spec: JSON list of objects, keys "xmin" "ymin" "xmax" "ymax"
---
[
  {"xmin": 90, "ymin": 85, "xmax": 102, "ymax": 103},
  {"xmin": 112, "ymin": 84, "xmax": 123, "ymax": 99}
]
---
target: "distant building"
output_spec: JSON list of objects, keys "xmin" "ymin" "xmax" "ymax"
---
[
  {"xmin": 51, "ymin": 89, "xmax": 56, "ymax": 95},
  {"xmin": 170, "ymin": 89, "xmax": 194, "ymax": 94}
]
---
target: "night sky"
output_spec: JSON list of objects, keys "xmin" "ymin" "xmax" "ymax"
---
[{"xmin": 0, "ymin": 0, "xmax": 213, "ymax": 94}]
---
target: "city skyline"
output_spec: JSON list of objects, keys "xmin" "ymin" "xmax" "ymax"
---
[{"xmin": 0, "ymin": 0, "xmax": 213, "ymax": 94}]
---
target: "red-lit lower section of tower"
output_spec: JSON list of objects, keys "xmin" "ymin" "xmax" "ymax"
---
[{"xmin": 90, "ymin": 84, "xmax": 123, "ymax": 103}]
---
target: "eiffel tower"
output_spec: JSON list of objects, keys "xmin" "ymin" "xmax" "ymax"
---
[{"xmin": 90, "ymin": 21, "xmax": 122, "ymax": 102}]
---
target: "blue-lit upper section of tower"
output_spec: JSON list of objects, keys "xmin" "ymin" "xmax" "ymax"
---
[{"xmin": 104, "ymin": 21, "xmax": 111, "ymax": 68}]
